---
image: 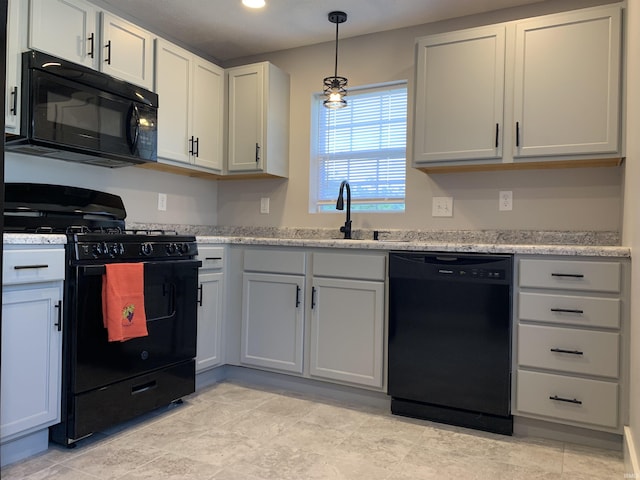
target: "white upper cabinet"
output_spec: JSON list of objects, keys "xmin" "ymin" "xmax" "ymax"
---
[
  {"xmin": 29, "ymin": 0, "xmax": 154, "ymax": 89},
  {"xmin": 155, "ymin": 39, "xmax": 224, "ymax": 172},
  {"xmin": 413, "ymin": 4, "xmax": 623, "ymax": 171},
  {"xmin": 156, "ymin": 40, "xmax": 192, "ymax": 163},
  {"xmin": 413, "ymin": 25, "xmax": 505, "ymax": 163},
  {"xmin": 227, "ymin": 62, "xmax": 290, "ymax": 177},
  {"xmin": 513, "ymin": 7, "xmax": 621, "ymax": 158},
  {"xmin": 30, "ymin": 0, "xmax": 99, "ymax": 69},
  {"xmin": 192, "ymin": 60, "xmax": 225, "ymax": 171},
  {"xmin": 100, "ymin": 12, "xmax": 154, "ymax": 90},
  {"xmin": 5, "ymin": 0, "xmax": 28, "ymax": 134}
]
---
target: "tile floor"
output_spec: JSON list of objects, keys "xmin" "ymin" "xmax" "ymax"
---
[{"xmin": 1, "ymin": 381, "xmax": 626, "ymax": 479}]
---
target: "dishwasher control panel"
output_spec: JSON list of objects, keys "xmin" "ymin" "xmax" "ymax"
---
[{"xmin": 437, "ymin": 267, "xmax": 505, "ymax": 279}]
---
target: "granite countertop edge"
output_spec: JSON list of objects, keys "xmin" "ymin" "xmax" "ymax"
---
[
  {"xmin": 3, "ymin": 233, "xmax": 67, "ymax": 245},
  {"xmin": 2, "ymin": 231, "xmax": 630, "ymax": 257},
  {"xmin": 195, "ymin": 235, "xmax": 630, "ymax": 257}
]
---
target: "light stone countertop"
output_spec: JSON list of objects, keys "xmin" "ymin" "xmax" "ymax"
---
[
  {"xmin": 3, "ymin": 233, "xmax": 67, "ymax": 245},
  {"xmin": 196, "ymin": 235, "xmax": 630, "ymax": 257},
  {"xmin": 2, "ymin": 231, "xmax": 630, "ymax": 257}
]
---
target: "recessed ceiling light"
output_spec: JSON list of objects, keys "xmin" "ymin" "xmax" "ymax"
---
[{"xmin": 242, "ymin": 0, "xmax": 265, "ymax": 8}]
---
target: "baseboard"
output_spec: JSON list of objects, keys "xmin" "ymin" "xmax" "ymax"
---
[
  {"xmin": 514, "ymin": 416, "xmax": 622, "ymax": 451},
  {"xmin": 220, "ymin": 365, "xmax": 390, "ymax": 410},
  {"xmin": 0, "ymin": 429, "xmax": 48, "ymax": 467},
  {"xmin": 625, "ymin": 426, "xmax": 640, "ymax": 477},
  {"xmin": 195, "ymin": 365, "xmax": 229, "ymax": 390}
]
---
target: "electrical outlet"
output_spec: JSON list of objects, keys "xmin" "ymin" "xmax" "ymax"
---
[
  {"xmin": 432, "ymin": 196, "xmax": 453, "ymax": 217},
  {"xmin": 260, "ymin": 197, "xmax": 270, "ymax": 214},
  {"xmin": 499, "ymin": 191, "xmax": 513, "ymax": 211},
  {"xmin": 157, "ymin": 193, "xmax": 167, "ymax": 211}
]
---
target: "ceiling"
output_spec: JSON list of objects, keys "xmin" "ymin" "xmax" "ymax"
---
[{"xmin": 96, "ymin": 0, "xmax": 548, "ymax": 63}]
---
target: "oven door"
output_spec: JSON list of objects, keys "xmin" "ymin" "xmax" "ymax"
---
[
  {"xmin": 69, "ymin": 260, "xmax": 199, "ymax": 395},
  {"xmin": 29, "ymin": 69, "xmax": 157, "ymax": 162}
]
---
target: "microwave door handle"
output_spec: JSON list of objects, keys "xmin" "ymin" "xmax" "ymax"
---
[{"xmin": 127, "ymin": 104, "xmax": 140, "ymax": 153}]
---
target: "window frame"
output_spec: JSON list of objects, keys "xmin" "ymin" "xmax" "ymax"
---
[{"xmin": 309, "ymin": 80, "xmax": 408, "ymax": 214}]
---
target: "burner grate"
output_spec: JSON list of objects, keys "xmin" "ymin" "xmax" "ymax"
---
[{"xmin": 125, "ymin": 229, "xmax": 179, "ymax": 236}]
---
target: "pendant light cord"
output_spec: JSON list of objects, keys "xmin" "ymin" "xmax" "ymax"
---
[{"xmin": 334, "ymin": 20, "xmax": 339, "ymax": 78}]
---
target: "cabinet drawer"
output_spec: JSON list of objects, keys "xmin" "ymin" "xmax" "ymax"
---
[
  {"xmin": 244, "ymin": 249, "xmax": 305, "ymax": 275},
  {"xmin": 3, "ymin": 249, "xmax": 65, "ymax": 285},
  {"xmin": 516, "ymin": 370, "xmax": 618, "ymax": 428},
  {"xmin": 312, "ymin": 252, "xmax": 385, "ymax": 281},
  {"xmin": 197, "ymin": 246, "xmax": 224, "ymax": 270},
  {"xmin": 518, "ymin": 292, "xmax": 620, "ymax": 329},
  {"xmin": 519, "ymin": 259, "xmax": 620, "ymax": 293},
  {"xmin": 518, "ymin": 324, "xmax": 619, "ymax": 378}
]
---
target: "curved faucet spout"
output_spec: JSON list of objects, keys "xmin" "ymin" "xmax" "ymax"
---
[{"xmin": 336, "ymin": 180, "xmax": 352, "ymax": 239}]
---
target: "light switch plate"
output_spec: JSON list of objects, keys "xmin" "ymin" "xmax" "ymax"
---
[
  {"xmin": 260, "ymin": 197, "xmax": 270, "ymax": 214},
  {"xmin": 432, "ymin": 196, "xmax": 453, "ymax": 217},
  {"xmin": 157, "ymin": 193, "xmax": 167, "ymax": 211}
]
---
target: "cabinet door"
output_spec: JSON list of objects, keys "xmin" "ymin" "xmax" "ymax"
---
[
  {"xmin": 5, "ymin": 0, "xmax": 27, "ymax": 134},
  {"xmin": 29, "ymin": 0, "xmax": 99, "ymax": 69},
  {"xmin": 101, "ymin": 12, "xmax": 154, "ymax": 90},
  {"xmin": 310, "ymin": 278, "xmax": 384, "ymax": 388},
  {"xmin": 413, "ymin": 25, "xmax": 505, "ymax": 163},
  {"xmin": 1, "ymin": 285, "xmax": 62, "ymax": 440},
  {"xmin": 192, "ymin": 59, "xmax": 224, "ymax": 171},
  {"xmin": 228, "ymin": 64, "xmax": 264, "ymax": 172},
  {"xmin": 241, "ymin": 273, "xmax": 304, "ymax": 373},
  {"xmin": 156, "ymin": 39, "xmax": 192, "ymax": 163},
  {"xmin": 513, "ymin": 6, "xmax": 621, "ymax": 157},
  {"xmin": 196, "ymin": 272, "xmax": 224, "ymax": 372}
]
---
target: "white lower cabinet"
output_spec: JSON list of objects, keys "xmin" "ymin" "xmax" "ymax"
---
[
  {"xmin": 241, "ymin": 273, "xmax": 305, "ymax": 373},
  {"xmin": 514, "ymin": 255, "xmax": 628, "ymax": 432},
  {"xmin": 240, "ymin": 250, "xmax": 306, "ymax": 373},
  {"xmin": 1, "ymin": 247, "xmax": 65, "ymax": 448},
  {"xmin": 309, "ymin": 277, "xmax": 384, "ymax": 387},
  {"xmin": 238, "ymin": 248, "xmax": 386, "ymax": 390},
  {"xmin": 196, "ymin": 247, "xmax": 225, "ymax": 372}
]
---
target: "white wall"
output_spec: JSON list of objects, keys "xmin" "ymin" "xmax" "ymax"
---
[
  {"xmin": 4, "ymin": 152, "xmax": 218, "ymax": 226},
  {"xmin": 217, "ymin": 0, "xmax": 623, "ymax": 233},
  {"xmin": 622, "ymin": 0, "xmax": 640, "ymax": 472}
]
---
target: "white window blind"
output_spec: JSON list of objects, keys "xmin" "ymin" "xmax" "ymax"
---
[{"xmin": 312, "ymin": 83, "xmax": 407, "ymax": 212}]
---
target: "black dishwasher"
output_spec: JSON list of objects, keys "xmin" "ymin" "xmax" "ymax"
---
[{"xmin": 388, "ymin": 251, "xmax": 513, "ymax": 435}]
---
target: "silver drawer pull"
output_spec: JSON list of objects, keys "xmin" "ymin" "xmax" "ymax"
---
[
  {"xmin": 14, "ymin": 264, "xmax": 49, "ymax": 270},
  {"xmin": 550, "ymin": 308, "xmax": 584, "ymax": 314},
  {"xmin": 549, "ymin": 395, "xmax": 582, "ymax": 405},
  {"xmin": 550, "ymin": 348, "xmax": 584, "ymax": 356},
  {"xmin": 551, "ymin": 273, "xmax": 585, "ymax": 278}
]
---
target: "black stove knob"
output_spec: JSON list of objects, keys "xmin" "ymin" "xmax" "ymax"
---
[
  {"xmin": 110, "ymin": 243, "xmax": 125, "ymax": 256},
  {"xmin": 92, "ymin": 243, "xmax": 103, "ymax": 256},
  {"xmin": 140, "ymin": 243, "xmax": 153, "ymax": 256},
  {"xmin": 165, "ymin": 243, "xmax": 177, "ymax": 254},
  {"xmin": 179, "ymin": 243, "xmax": 190, "ymax": 254}
]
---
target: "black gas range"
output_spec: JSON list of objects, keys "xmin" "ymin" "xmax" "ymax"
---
[{"xmin": 4, "ymin": 183, "xmax": 201, "ymax": 445}]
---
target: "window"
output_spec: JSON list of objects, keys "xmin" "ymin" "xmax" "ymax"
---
[{"xmin": 310, "ymin": 82, "xmax": 407, "ymax": 212}]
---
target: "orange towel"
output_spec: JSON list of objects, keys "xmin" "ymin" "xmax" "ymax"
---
[{"xmin": 102, "ymin": 263, "xmax": 148, "ymax": 342}]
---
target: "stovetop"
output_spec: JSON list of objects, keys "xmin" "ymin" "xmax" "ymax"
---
[
  {"xmin": 4, "ymin": 183, "xmax": 197, "ymax": 262},
  {"xmin": 71, "ymin": 231, "xmax": 197, "ymax": 262}
]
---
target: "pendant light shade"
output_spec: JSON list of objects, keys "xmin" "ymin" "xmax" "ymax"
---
[{"xmin": 323, "ymin": 11, "xmax": 348, "ymax": 109}]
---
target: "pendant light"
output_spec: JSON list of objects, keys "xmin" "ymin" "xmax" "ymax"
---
[{"xmin": 323, "ymin": 11, "xmax": 348, "ymax": 109}]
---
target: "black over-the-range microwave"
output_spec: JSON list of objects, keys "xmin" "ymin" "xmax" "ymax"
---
[{"xmin": 6, "ymin": 50, "xmax": 158, "ymax": 168}]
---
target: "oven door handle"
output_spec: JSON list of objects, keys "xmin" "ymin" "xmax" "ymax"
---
[{"xmin": 79, "ymin": 265, "xmax": 107, "ymax": 276}]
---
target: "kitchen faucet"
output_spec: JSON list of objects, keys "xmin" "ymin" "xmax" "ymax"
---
[{"xmin": 336, "ymin": 180, "xmax": 352, "ymax": 239}]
